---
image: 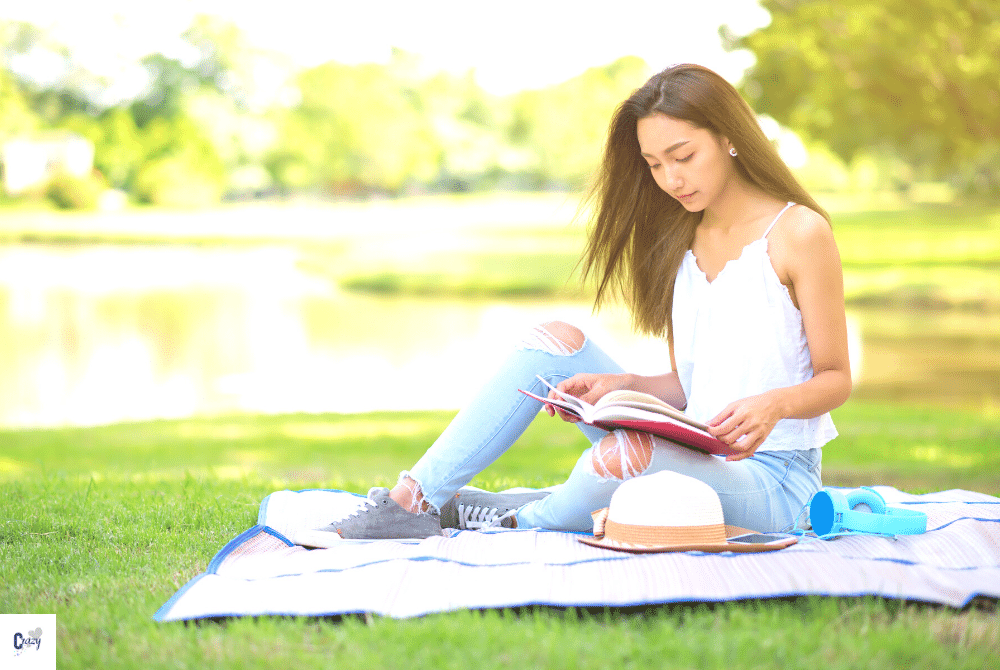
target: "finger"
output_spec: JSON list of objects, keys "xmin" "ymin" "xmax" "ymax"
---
[
  {"xmin": 553, "ymin": 406, "xmax": 575, "ymax": 421},
  {"xmin": 724, "ymin": 438, "xmax": 752, "ymax": 461},
  {"xmin": 556, "ymin": 375, "xmax": 583, "ymax": 393},
  {"xmin": 708, "ymin": 404, "xmax": 737, "ymax": 429},
  {"xmin": 725, "ymin": 432, "xmax": 763, "ymax": 461},
  {"xmin": 726, "ymin": 444, "xmax": 756, "ymax": 461},
  {"xmin": 559, "ymin": 373, "xmax": 596, "ymax": 396},
  {"xmin": 558, "ymin": 410, "xmax": 581, "ymax": 423},
  {"xmin": 707, "ymin": 421, "xmax": 731, "ymax": 439},
  {"xmin": 709, "ymin": 416, "xmax": 744, "ymax": 442},
  {"xmin": 716, "ymin": 429, "xmax": 744, "ymax": 446}
]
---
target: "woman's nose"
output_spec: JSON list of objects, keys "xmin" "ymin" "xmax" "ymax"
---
[{"xmin": 664, "ymin": 166, "xmax": 684, "ymax": 189}]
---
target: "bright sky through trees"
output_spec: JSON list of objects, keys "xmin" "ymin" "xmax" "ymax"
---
[{"xmin": 2, "ymin": 0, "xmax": 770, "ymax": 95}]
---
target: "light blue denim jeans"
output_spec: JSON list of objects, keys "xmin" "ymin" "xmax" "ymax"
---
[{"xmin": 405, "ymin": 325, "xmax": 823, "ymax": 533}]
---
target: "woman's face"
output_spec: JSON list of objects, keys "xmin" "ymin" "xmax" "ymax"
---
[{"xmin": 636, "ymin": 113, "xmax": 735, "ymax": 212}]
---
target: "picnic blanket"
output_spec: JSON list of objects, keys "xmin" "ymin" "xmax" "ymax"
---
[{"xmin": 154, "ymin": 487, "xmax": 1000, "ymax": 622}]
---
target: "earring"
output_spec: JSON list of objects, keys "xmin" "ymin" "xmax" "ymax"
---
[{"xmin": 729, "ymin": 147, "xmax": 738, "ymax": 157}]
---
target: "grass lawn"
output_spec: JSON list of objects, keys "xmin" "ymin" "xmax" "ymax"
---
[
  {"xmin": 2, "ymin": 402, "xmax": 997, "ymax": 669},
  {"xmin": 316, "ymin": 201, "xmax": 1000, "ymax": 312},
  {"xmin": 1, "ymin": 197, "xmax": 997, "ymax": 666}
]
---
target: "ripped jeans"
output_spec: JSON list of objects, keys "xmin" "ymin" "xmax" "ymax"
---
[{"xmin": 404, "ymin": 322, "xmax": 823, "ymax": 533}]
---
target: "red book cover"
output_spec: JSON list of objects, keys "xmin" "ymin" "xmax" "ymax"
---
[{"xmin": 518, "ymin": 386, "xmax": 738, "ymax": 457}]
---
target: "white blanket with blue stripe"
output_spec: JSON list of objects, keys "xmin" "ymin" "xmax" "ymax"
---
[{"xmin": 154, "ymin": 487, "xmax": 1000, "ymax": 621}]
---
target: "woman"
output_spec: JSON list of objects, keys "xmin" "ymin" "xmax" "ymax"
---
[{"xmin": 313, "ymin": 63, "xmax": 851, "ymax": 540}]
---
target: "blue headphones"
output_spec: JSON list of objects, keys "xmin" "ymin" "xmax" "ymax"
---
[{"xmin": 809, "ymin": 487, "xmax": 927, "ymax": 538}]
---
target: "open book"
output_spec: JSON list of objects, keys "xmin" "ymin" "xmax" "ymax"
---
[{"xmin": 520, "ymin": 376, "xmax": 738, "ymax": 456}]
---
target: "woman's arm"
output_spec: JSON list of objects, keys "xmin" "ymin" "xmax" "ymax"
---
[{"xmin": 709, "ymin": 207, "xmax": 852, "ymax": 460}]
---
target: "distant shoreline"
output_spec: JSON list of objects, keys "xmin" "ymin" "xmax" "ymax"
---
[{"xmin": 0, "ymin": 193, "xmax": 584, "ymax": 245}]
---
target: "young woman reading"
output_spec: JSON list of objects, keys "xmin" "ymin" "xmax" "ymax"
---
[{"xmin": 312, "ymin": 63, "xmax": 851, "ymax": 540}]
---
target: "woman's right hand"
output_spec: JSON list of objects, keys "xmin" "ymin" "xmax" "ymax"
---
[{"xmin": 545, "ymin": 373, "xmax": 632, "ymax": 422}]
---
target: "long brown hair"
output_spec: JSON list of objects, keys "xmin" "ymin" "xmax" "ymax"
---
[{"xmin": 580, "ymin": 63, "xmax": 828, "ymax": 343}]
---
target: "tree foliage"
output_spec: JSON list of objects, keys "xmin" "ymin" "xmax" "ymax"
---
[
  {"xmin": 509, "ymin": 57, "xmax": 649, "ymax": 189},
  {"xmin": 0, "ymin": 19, "xmax": 99, "ymax": 120},
  {"xmin": 0, "ymin": 67, "xmax": 37, "ymax": 140},
  {"xmin": 736, "ymin": 0, "xmax": 1000, "ymax": 193},
  {"xmin": 7, "ymin": 7, "xmax": 998, "ymax": 204},
  {"xmin": 1, "ymin": 15, "xmax": 660, "ymax": 201},
  {"xmin": 269, "ymin": 55, "xmax": 440, "ymax": 194}
]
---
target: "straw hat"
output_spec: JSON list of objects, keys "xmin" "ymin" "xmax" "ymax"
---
[{"xmin": 578, "ymin": 471, "xmax": 797, "ymax": 553}]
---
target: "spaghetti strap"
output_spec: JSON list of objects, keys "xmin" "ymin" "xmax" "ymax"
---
[{"xmin": 761, "ymin": 202, "xmax": 796, "ymax": 240}]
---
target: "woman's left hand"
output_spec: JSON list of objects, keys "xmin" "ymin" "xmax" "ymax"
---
[{"xmin": 707, "ymin": 391, "xmax": 783, "ymax": 461}]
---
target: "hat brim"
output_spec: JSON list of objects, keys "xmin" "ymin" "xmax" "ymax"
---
[{"xmin": 577, "ymin": 525, "xmax": 797, "ymax": 553}]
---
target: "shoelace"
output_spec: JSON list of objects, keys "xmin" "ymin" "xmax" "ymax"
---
[
  {"xmin": 459, "ymin": 504, "xmax": 498, "ymax": 529},
  {"xmin": 481, "ymin": 509, "xmax": 517, "ymax": 530},
  {"xmin": 458, "ymin": 503, "xmax": 517, "ymax": 530},
  {"xmin": 338, "ymin": 492, "xmax": 384, "ymax": 523}
]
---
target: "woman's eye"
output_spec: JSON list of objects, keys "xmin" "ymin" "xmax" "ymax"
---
[
  {"xmin": 648, "ymin": 163, "xmax": 661, "ymax": 170},
  {"xmin": 677, "ymin": 153, "xmax": 694, "ymax": 163}
]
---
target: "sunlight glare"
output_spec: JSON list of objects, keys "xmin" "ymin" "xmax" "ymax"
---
[{"xmin": 3, "ymin": 0, "xmax": 773, "ymax": 96}]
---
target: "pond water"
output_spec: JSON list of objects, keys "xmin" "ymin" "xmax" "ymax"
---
[{"xmin": 0, "ymin": 243, "xmax": 994, "ymax": 428}]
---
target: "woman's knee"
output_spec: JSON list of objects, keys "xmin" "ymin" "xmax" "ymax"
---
[
  {"xmin": 518, "ymin": 321, "xmax": 586, "ymax": 355},
  {"xmin": 591, "ymin": 430, "xmax": 654, "ymax": 480}
]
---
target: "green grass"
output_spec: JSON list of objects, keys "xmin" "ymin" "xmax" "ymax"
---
[
  {"xmin": 337, "ymin": 251, "xmax": 586, "ymax": 300},
  {"xmin": 2, "ymin": 402, "xmax": 998, "ymax": 669},
  {"xmin": 321, "ymin": 202, "xmax": 1000, "ymax": 310},
  {"xmin": 834, "ymin": 205, "xmax": 1000, "ymax": 311},
  {"xmin": 1, "ymin": 196, "xmax": 998, "ymax": 666}
]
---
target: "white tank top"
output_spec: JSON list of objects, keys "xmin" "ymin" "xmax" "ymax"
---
[{"xmin": 671, "ymin": 203, "xmax": 838, "ymax": 452}]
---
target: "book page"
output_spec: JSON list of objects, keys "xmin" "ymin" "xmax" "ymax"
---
[
  {"xmin": 591, "ymin": 405, "xmax": 713, "ymax": 436},
  {"xmin": 595, "ymin": 389, "xmax": 678, "ymax": 411},
  {"xmin": 523, "ymin": 391, "xmax": 585, "ymax": 418},
  {"xmin": 519, "ymin": 382, "xmax": 733, "ymax": 455},
  {"xmin": 593, "ymin": 389, "xmax": 709, "ymax": 431}
]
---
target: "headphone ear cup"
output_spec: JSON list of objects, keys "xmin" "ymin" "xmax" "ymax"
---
[
  {"xmin": 847, "ymin": 487, "xmax": 886, "ymax": 514},
  {"xmin": 809, "ymin": 488, "xmax": 849, "ymax": 536}
]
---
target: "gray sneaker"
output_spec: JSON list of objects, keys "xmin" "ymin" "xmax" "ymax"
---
[
  {"xmin": 439, "ymin": 488, "xmax": 551, "ymax": 530},
  {"xmin": 311, "ymin": 487, "xmax": 444, "ymax": 540}
]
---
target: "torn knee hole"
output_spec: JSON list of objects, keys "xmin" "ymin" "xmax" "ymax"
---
[
  {"xmin": 396, "ymin": 474, "xmax": 429, "ymax": 513},
  {"xmin": 518, "ymin": 321, "xmax": 586, "ymax": 355},
  {"xmin": 592, "ymin": 430, "xmax": 653, "ymax": 480}
]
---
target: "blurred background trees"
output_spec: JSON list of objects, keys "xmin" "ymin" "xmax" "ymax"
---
[
  {"xmin": 735, "ymin": 0, "xmax": 1000, "ymax": 197},
  {"xmin": 508, "ymin": 56, "xmax": 649, "ymax": 190},
  {"xmin": 1, "ymin": 0, "xmax": 996, "ymax": 208}
]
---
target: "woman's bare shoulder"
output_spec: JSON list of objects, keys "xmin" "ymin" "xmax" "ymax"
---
[
  {"xmin": 770, "ymin": 205, "xmax": 840, "ymax": 281},
  {"xmin": 783, "ymin": 204, "xmax": 832, "ymax": 241}
]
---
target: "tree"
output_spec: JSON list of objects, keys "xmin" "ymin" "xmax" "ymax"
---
[
  {"xmin": 0, "ymin": 66, "xmax": 38, "ymax": 140},
  {"xmin": 734, "ymin": 0, "xmax": 1000, "ymax": 193},
  {"xmin": 132, "ymin": 114, "xmax": 226, "ymax": 206},
  {"xmin": 508, "ymin": 57, "xmax": 650, "ymax": 189},
  {"xmin": 1, "ymin": 19, "xmax": 107, "ymax": 122},
  {"xmin": 269, "ymin": 56, "xmax": 439, "ymax": 194},
  {"xmin": 409, "ymin": 68, "xmax": 517, "ymax": 191}
]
